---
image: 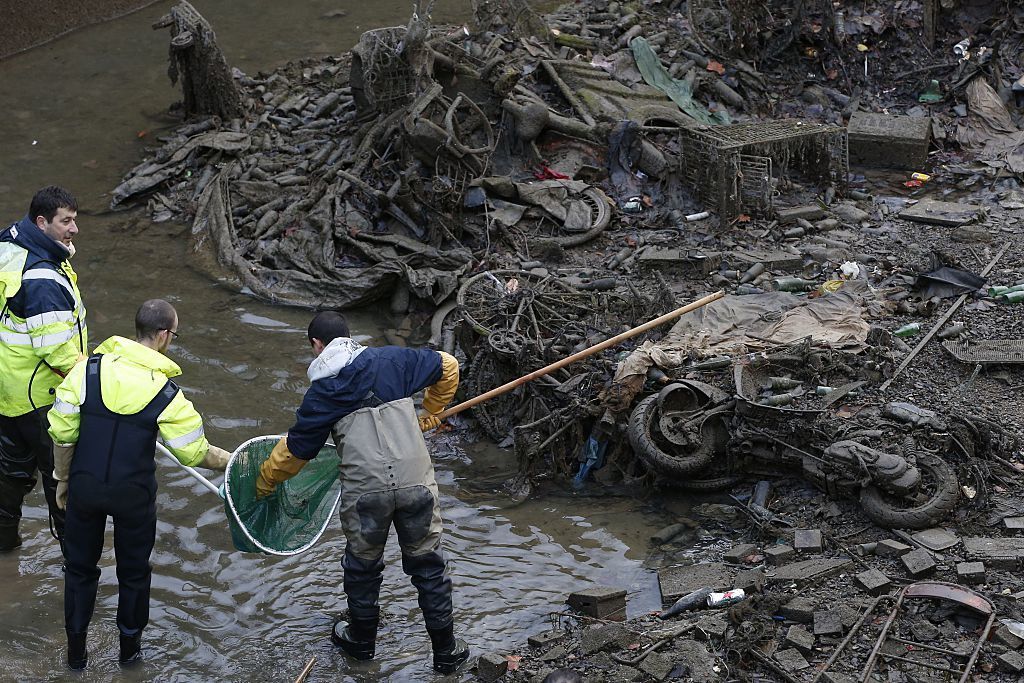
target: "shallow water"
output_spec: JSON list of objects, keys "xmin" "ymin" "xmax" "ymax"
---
[{"xmin": 0, "ymin": 2, "xmax": 667, "ymax": 680}]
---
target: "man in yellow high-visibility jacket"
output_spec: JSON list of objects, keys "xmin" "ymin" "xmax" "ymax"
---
[
  {"xmin": 0, "ymin": 186, "xmax": 88, "ymax": 552},
  {"xmin": 47, "ymin": 299, "xmax": 231, "ymax": 670}
]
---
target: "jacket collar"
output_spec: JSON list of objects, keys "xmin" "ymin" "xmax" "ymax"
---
[
  {"xmin": 4, "ymin": 216, "xmax": 71, "ymax": 263},
  {"xmin": 94, "ymin": 336, "xmax": 182, "ymax": 378},
  {"xmin": 307, "ymin": 337, "xmax": 366, "ymax": 382}
]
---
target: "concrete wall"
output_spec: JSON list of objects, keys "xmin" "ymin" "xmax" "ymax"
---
[{"xmin": 0, "ymin": 0, "xmax": 164, "ymax": 60}]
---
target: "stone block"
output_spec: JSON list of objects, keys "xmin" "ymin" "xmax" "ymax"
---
[
  {"xmin": 540, "ymin": 644, "xmax": 568, "ymax": 662},
  {"xmin": 639, "ymin": 651, "xmax": 675, "ymax": 682},
  {"xmin": 567, "ymin": 587, "xmax": 627, "ymax": 621},
  {"xmin": 956, "ymin": 561, "xmax": 985, "ymax": 585},
  {"xmin": 794, "ymin": 529, "xmax": 824, "ymax": 554},
  {"xmin": 785, "ymin": 625, "xmax": 815, "ymax": 654},
  {"xmin": 764, "ymin": 545, "xmax": 796, "ymax": 565},
  {"xmin": 854, "ymin": 569, "xmax": 892, "ymax": 596},
  {"xmin": 900, "ymin": 199, "xmax": 980, "ymax": 228},
  {"xmin": 1005, "ymin": 516, "xmax": 1024, "ymax": 530},
  {"xmin": 848, "ymin": 111, "xmax": 930, "ymax": 170},
  {"xmin": 477, "ymin": 653, "xmax": 509, "ymax": 682},
  {"xmin": 901, "ymin": 549, "xmax": 937, "ymax": 578},
  {"xmin": 994, "ymin": 625, "xmax": 1024, "ymax": 650},
  {"xmin": 723, "ymin": 543, "xmax": 758, "ymax": 564},
  {"xmin": 735, "ymin": 569, "xmax": 766, "ymax": 594},
  {"xmin": 770, "ymin": 558, "xmax": 851, "ymax": 586},
  {"xmin": 694, "ymin": 612, "xmax": 730, "ymax": 640},
  {"xmin": 774, "ymin": 648, "xmax": 810, "ymax": 672},
  {"xmin": 999, "ymin": 651, "xmax": 1024, "ymax": 674},
  {"xmin": 963, "ymin": 537, "xmax": 1024, "ymax": 569},
  {"xmin": 813, "ymin": 610, "xmax": 843, "ymax": 637},
  {"xmin": 580, "ymin": 623, "xmax": 628, "ymax": 655},
  {"xmin": 657, "ymin": 563, "xmax": 735, "ymax": 602},
  {"xmin": 528, "ymin": 630, "xmax": 567, "ymax": 648},
  {"xmin": 875, "ymin": 539, "xmax": 912, "ymax": 557},
  {"xmin": 778, "ymin": 597, "xmax": 817, "ymax": 623}
]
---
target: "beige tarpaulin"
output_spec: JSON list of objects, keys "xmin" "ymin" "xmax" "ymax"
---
[
  {"xmin": 604, "ymin": 284, "xmax": 871, "ymax": 412},
  {"xmin": 955, "ymin": 76, "xmax": 1024, "ymax": 175}
]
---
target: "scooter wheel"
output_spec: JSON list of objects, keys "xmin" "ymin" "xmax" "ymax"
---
[{"xmin": 859, "ymin": 453, "xmax": 959, "ymax": 530}]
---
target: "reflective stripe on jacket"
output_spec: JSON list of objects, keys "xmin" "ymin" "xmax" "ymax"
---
[
  {"xmin": 46, "ymin": 336, "xmax": 209, "ymax": 467},
  {"xmin": 0, "ymin": 217, "xmax": 87, "ymax": 416}
]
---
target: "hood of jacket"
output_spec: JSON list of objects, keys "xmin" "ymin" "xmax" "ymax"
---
[
  {"xmin": 94, "ymin": 335, "xmax": 182, "ymax": 378},
  {"xmin": 307, "ymin": 337, "xmax": 367, "ymax": 382},
  {"xmin": 2, "ymin": 215, "xmax": 71, "ymax": 263}
]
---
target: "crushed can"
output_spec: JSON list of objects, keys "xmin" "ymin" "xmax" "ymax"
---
[
  {"xmin": 707, "ymin": 589, "xmax": 746, "ymax": 607},
  {"xmin": 621, "ymin": 196, "xmax": 643, "ymax": 213}
]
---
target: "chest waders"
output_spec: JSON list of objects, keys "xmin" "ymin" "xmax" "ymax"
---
[{"xmin": 63, "ymin": 355, "xmax": 177, "ymax": 670}]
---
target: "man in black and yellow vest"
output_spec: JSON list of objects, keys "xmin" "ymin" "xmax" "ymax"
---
[{"xmin": 47, "ymin": 299, "xmax": 231, "ymax": 670}]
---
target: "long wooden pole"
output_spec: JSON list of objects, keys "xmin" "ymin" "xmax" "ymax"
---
[{"xmin": 437, "ymin": 290, "xmax": 724, "ymax": 419}]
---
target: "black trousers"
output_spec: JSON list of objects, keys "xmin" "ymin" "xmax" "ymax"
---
[
  {"xmin": 64, "ymin": 473, "xmax": 156, "ymax": 637},
  {"xmin": 0, "ymin": 406, "xmax": 64, "ymax": 542}
]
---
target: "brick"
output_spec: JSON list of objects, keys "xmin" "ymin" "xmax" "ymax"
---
[
  {"xmin": 477, "ymin": 653, "xmax": 509, "ymax": 682},
  {"xmin": 580, "ymin": 624, "xmax": 628, "ymax": 655},
  {"xmin": 956, "ymin": 561, "xmax": 985, "ymax": 585},
  {"xmin": 813, "ymin": 610, "xmax": 843, "ymax": 637},
  {"xmin": 567, "ymin": 587, "xmax": 626, "ymax": 621},
  {"xmin": 528, "ymin": 630, "xmax": 567, "ymax": 648},
  {"xmin": 875, "ymin": 539, "xmax": 912, "ymax": 557},
  {"xmin": 723, "ymin": 543, "xmax": 758, "ymax": 564},
  {"xmin": 901, "ymin": 549, "xmax": 937, "ymax": 578},
  {"xmin": 1004, "ymin": 516, "xmax": 1024, "ymax": 530},
  {"xmin": 794, "ymin": 529, "xmax": 823, "ymax": 554},
  {"xmin": 778, "ymin": 597, "xmax": 817, "ymax": 623},
  {"xmin": 774, "ymin": 648, "xmax": 810, "ymax": 672},
  {"xmin": 854, "ymin": 569, "xmax": 892, "ymax": 596},
  {"xmin": 994, "ymin": 626, "xmax": 1024, "ymax": 650},
  {"xmin": 999, "ymin": 651, "xmax": 1024, "ymax": 674},
  {"xmin": 848, "ymin": 111, "xmax": 930, "ymax": 170},
  {"xmin": 785, "ymin": 625, "xmax": 815, "ymax": 654},
  {"xmin": 765, "ymin": 545, "xmax": 796, "ymax": 565}
]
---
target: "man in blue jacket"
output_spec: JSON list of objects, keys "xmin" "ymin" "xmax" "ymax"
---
[
  {"xmin": 257, "ymin": 311, "xmax": 469, "ymax": 675},
  {"xmin": 0, "ymin": 186, "xmax": 88, "ymax": 552}
]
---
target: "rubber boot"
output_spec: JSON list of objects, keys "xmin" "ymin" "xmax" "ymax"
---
[
  {"xmin": 119, "ymin": 632, "xmax": 142, "ymax": 666},
  {"xmin": 428, "ymin": 623, "xmax": 469, "ymax": 674},
  {"xmin": 0, "ymin": 519, "xmax": 21, "ymax": 552},
  {"xmin": 67, "ymin": 631, "xmax": 88, "ymax": 670},
  {"xmin": 331, "ymin": 616, "xmax": 377, "ymax": 661}
]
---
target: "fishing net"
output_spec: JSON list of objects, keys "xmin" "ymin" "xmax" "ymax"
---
[{"xmin": 223, "ymin": 435, "xmax": 342, "ymax": 555}]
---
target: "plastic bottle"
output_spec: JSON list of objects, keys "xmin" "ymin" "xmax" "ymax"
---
[{"xmin": 894, "ymin": 322, "xmax": 922, "ymax": 337}]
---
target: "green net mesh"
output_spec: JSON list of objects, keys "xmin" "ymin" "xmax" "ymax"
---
[{"xmin": 223, "ymin": 435, "xmax": 342, "ymax": 555}]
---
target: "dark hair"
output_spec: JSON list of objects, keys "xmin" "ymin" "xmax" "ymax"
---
[
  {"xmin": 308, "ymin": 310, "xmax": 350, "ymax": 345},
  {"xmin": 135, "ymin": 299, "xmax": 177, "ymax": 340},
  {"xmin": 542, "ymin": 670, "xmax": 583, "ymax": 683},
  {"xmin": 29, "ymin": 186, "xmax": 78, "ymax": 223}
]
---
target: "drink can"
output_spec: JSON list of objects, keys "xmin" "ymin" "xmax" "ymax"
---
[{"xmin": 707, "ymin": 589, "xmax": 746, "ymax": 607}]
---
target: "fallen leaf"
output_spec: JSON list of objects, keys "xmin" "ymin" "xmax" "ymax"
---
[
  {"xmin": 706, "ymin": 59, "xmax": 725, "ymax": 75},
  {"xmin": 735, "ymin": 214, "xmax": 751, "ymax": 223},
  {"xmin": 506, "ymin": 655, "xmax": 522, "ymax": 671},
  {"xmin": 136, "ymin": 130, "xmax": 149, "ymax": 138},
  {"xmin": 627, "ymin": 642, "xmax": 642, "ymax": 650}
]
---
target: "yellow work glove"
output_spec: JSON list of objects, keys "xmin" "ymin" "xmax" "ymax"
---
[
  {"xmin": 256, "ymin": 437, "xmax": 308, "ymax": 499},
  {"xmin": 199, "ymin": 445, "xmax": 232, "ymax": 471},
  {"xmin": 56, "ymin": 481, "xmax": 69, "ymax": 510},
  {"xmin": 52, "ymin": 443, "xmax": 75, "ymax": 510},
  {"xmin": 418, "ymin": 413, "xmax": 441, "ymax": 432},
  {"xmin": 420, "ymin": 352, "xmax": 459, "ymax": 432}
]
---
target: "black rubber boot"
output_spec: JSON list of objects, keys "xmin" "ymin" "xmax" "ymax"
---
[
  {"xmin": 0, "ymin": 520, "xmax": 21, "ymax": 552},
  {"xmin": 331, "ymin": 617, "xmax": 377, "ymax": 661},
  {"xmin": 119, "ymin": 632, "xmax": 142, "ymax": 666},
  {"xmin": 67, "ymin": 631, "xmax": 88, "ymax": 670},
  {"xmin": 428, "ymin": 623, "xmax": 470, "ymax": 674}
]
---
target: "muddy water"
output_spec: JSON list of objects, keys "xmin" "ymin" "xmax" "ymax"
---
[{"xmin": 0, "ymin": 2, "xmax": 666, "ymax": 680}]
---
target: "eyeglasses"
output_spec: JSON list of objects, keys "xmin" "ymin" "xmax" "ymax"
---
[{"xmin": 164, "ymin": 329, "xmax": 179, "ymax": 339}]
